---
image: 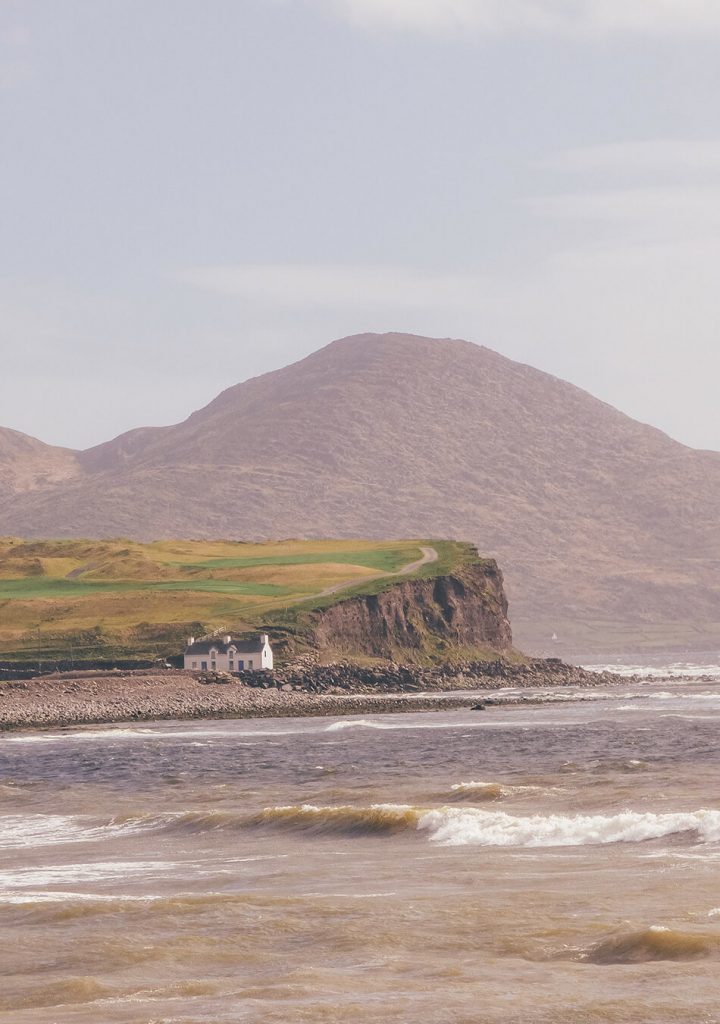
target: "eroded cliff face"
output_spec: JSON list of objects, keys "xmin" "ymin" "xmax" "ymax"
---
[{"xmin": 309, "ymin": 562, "xmax": 512, "ymax": 662}]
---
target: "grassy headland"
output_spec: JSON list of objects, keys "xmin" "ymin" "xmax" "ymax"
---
[{"xmin": 0, "ymin": 537, "xmax": 477, "ymax": 664}]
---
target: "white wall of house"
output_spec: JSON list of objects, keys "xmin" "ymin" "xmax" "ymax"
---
[{"xmin": 184, "ymin": 634, "xmax": 273, "ymax": 672}]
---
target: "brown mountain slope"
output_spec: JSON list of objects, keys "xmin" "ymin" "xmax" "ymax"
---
[
  {"xmin": 0, "ymin": 427, "xmax": 80, "ymax": 494},
  {"xmin": 2, "ymin": 333, "xmax": 720, "ymax": 655}
]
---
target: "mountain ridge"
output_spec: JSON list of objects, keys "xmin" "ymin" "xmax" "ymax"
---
[{"xmin": 3, "ymin": 332, "xmax": 720, "ymax": 655}]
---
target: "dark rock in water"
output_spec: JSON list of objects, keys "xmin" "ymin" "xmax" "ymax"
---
[{"xmin": 471, "ymin": 702, "xmax": 486, "ymax": 711}]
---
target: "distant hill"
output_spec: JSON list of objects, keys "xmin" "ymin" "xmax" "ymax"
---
[
  {"xmin": 3, "ymin": 332, "xmax": 720, "ymax": 656},
  {"xmin": 0, "ymin": 427, "xmax": 80, "ymax": 493}
]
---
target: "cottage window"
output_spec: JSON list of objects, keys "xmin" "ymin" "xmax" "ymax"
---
[
  {"xmin": 201, "ymin": 661, "xmax": 207, "ymax": 670},
  {"xmin": 248, "ymin": 660, "xmax": 254, "ymax": 669},
  {"xmin": 211, "ymin": 660, "xmax": 216, "ymax": 669},
  {"xmin": 192, "ymin": 661, "xmax": 197, "ymax": 669},
  {"xmin": 229, "ymin": 659, "xmax": 234, "ymax": 670},
  {"xmin": 238, "ymin": 660, "xmax": 244, "ymax": 670}
]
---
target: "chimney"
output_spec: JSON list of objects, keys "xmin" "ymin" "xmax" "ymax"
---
[
  {"xmin": 261, "ymin": 634, "xmax": 269, "ymax": 645},
  {"xmin": 223, "ymin": 635, "xmax": 232, "ymax": 645},
  {"xmin": 188, "ymin": 636, "xmax": 195, "ymax": 646}
]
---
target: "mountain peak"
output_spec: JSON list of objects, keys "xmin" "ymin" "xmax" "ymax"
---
[{"xmin": 2, "ymin": 333, "xmax": 719, "ymax": 654}]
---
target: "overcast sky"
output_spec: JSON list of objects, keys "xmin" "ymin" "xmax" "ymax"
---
[{"xmin": 3, "ymin": 0, "xmax": 720, "ymax": 451}]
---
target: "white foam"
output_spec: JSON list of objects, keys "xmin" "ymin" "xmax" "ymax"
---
[
  {"xmin": 645, "ymin": 691, "xmax": 720, "ymax": 701},
  {"xmin": 0, "ymin": 859, "xmax": 185, "ymax": 887},
  {"xmin": 324, "ymin": 719, "xmax": 396, "ymax": 732},
  {"xmin": 0, "ymin": 890, "xmax": 140, "ymax": 904},
  {"xmin": 323, "ymin": 718, "xmax": 573, "ymax": 733},
  {"xmin": 323, "ymin": 718, "xmax": 483, "ymax": 732},
  {"xmin": 0, "ymin": 814, "xmax": 139, "ymax": 850},
  {"xmin": 450, "ymin": 780, "xmax": 541, "ymax": 796},
  {"xmin": 0, "ymin": 725, "xmax": 310, "ymax": 743},
  {"xmin": 417, "ymin": 807, "xmax": 720, "ymax": 848},
  {"xmin": 585, "ymin": 662, "xmax": 720, "ymax": 680},
  {"xmin": 0, "ymin": 728, "xmax": 156, "ymax": 743},
  {"xmin": 301, "ymin": 891, "xmax": 397, "ymax": 899},
  {"xmin": 451, "ymin": 781, "xmax": 500, "ymax": 792}
]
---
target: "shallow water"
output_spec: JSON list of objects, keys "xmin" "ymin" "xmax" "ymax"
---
[{"xmin": 3, "ymin": 682, "xmax": 720, "ymax": 1022}]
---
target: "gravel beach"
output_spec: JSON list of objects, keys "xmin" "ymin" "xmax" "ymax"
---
[{"xmin": 0, "ymin": 662, "xmax": 623, "ymax": 732}]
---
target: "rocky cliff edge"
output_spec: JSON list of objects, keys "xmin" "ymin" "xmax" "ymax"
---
[{"xmin": 306, "ymin": 561, "xmax": 513, "ymax": 663}]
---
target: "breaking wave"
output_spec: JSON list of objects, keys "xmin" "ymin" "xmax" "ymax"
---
[
  {"xmin": 324, "ymin": 720, "xmax": 398, "ymax": 732},
  {"xmin": 449, "ymin": 781, "xmax": 541, "ymax": 802},
  {"xmin": 240, "ymin": 804, "xmax": 720, "ymax": 847},
  {"xmin": 418, "ymin": 807, "xmax": 720, "ymax": 847},
  {"xmin": 8, "ymin": 803, "xmax": 720, "ymax": 849},
  {"xmin": 581, "ymin": 926, "xmax": 719, "ymax": 964},
  {"xmin": 249, "ymin": 804, "xmax": 422, "ymax": 835}
]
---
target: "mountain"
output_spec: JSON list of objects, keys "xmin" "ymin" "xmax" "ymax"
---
[
  {"xmin": 0, "ymin": 427, "xmax": 80, "ymax": 494},
  {"xmin": 3, "ymin": 332, "xmax": 720, "ymax": 656}
]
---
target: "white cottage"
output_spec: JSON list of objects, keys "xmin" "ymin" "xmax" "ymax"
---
[{"xmin": 184, "ymin": 634, "xmax": 273, "ymax": 673}]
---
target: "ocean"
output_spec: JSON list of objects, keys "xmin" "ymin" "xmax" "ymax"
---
[{"xmin": 2, "ymin": 674, "xmax": 720, "ymax": 1022}]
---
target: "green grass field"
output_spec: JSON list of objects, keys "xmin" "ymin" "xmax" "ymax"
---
[{"xmin": 0, "ymin": 537, "xmax": 475, "ymax": 663}]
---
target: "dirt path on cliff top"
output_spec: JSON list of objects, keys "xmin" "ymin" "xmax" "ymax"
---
[{"xmin": 313, "ymin": 545, "xmax": 439, "ymax": 601}]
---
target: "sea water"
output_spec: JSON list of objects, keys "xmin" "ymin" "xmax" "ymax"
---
[{"xmin": 2, "ymin": 680, "xmax": 720, "ymax": 1022}]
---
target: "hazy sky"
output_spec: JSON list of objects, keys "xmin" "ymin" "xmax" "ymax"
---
[{"xmin": 3, "ymin": 0, "xmax": 720, "ymax": 450}]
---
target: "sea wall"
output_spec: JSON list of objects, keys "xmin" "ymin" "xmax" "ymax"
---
[{"xmin": 308, "ymin": 562, "xmax": 513, "ymax": 661}]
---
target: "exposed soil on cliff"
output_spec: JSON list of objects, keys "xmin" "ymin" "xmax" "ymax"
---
[{"xmin": 307, "ymin": 561, "xmax": 512, "ymax": 662}]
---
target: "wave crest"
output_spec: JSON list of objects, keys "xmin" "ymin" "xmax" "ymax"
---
[
  {"xmin": 449, "ymin": 781, "xmax": 541, "ymax": 802},
  {"xmin": 583, "ymin": 926, "xmax": 719, "ymax": 964},
  {"xmin": 59, "ymin": 802, "xmax": 720, "ymax": 849},
  {"xmin": 324, "ymin": 720, "xmax": 395, "ymax": 732},
  {"xmin": 250, "ymin": 804, "xmax": 422, "ymax": 835}
]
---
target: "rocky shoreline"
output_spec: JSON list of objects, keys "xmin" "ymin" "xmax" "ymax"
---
[
  {"xmin": 265, "ymin": 656, "xmax": 618, "ymax": 693},
  {"xmin": 0, "ymin": 657, "xmax": 631, "ymax": 732}
]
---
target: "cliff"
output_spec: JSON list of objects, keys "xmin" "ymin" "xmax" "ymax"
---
[{"xmin": 306, "ymin": 561, "xmax": 513, "ymax": 663}]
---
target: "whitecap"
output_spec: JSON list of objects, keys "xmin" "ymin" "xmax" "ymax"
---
[
  {"xmin": 417, "ymin": 807, "xmax": 720, "ymax": 848},
  {"xmin": 324, "ymin": 719, "xmax": 396, "ymax": 732}
]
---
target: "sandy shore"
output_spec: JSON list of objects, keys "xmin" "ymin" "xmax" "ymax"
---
[{"xmin": 0, "ymin": 666, "xmax": 617, "ymax": 732}]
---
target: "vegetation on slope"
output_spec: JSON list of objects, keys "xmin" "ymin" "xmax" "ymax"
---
[{"xmin": 0, "ymin": 537, "xmax": 476, "ymax": 663}]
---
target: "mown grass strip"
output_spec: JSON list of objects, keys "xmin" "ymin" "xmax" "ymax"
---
[
  {"xmin": 0, "ymin": 579, "xmax": 150, "ymax": 599},
  {"xmin": 155, "ymin": 581, "xmax": 294, "ymax": 596},
  {"xmin": 171, "ymin": 546, "xmax": 419, "ymax": 573}
]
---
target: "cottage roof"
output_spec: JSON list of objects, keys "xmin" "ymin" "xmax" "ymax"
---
[{"xmin": 185, "ymin": 636, "xmax": 268, "ymax": 656}]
